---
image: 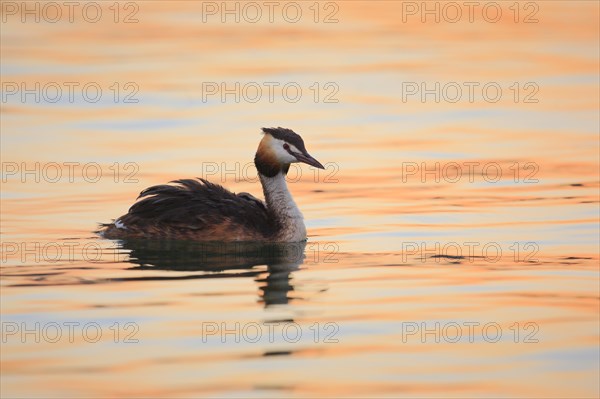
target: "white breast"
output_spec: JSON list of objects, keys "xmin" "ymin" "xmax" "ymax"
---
[{"xmin": 260, "ymin": 173, "xmax": 307, "ymax": 242}]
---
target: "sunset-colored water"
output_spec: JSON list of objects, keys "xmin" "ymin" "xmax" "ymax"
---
[{"xmin": 1, "ymin": 1, "xmax": 599, "ymax": 397}]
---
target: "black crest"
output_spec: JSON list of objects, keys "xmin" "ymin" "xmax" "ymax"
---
[{"xmin": 262, "ymin": 127, "xmax": 308, "ymax": 155}]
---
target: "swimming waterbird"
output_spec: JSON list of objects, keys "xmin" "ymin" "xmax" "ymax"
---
[{"xmin": 101, "ymin": 127, "xmax": 324, "ymax": 242}]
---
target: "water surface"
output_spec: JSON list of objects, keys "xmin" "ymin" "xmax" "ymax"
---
[{"xmin": 1, "ymin": 2, "xmax": 599, "ymax": 398}]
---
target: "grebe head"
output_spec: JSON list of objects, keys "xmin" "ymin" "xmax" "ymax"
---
[{"xmin": 255, "ymin": 127, "xmax": 324, "ymax": 177}]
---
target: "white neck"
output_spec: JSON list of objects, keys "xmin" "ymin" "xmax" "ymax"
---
[{"xmin": 259, "ymin": 172, "xmax": 307, "ymax": 242}]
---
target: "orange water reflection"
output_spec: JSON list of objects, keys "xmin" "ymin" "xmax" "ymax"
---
[{"xmin": 1, "ymin": 1, "xmax": 599, "ymax": 398}]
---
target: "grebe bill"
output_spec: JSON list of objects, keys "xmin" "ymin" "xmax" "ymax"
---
[{"xmin": 100, "ymin": 127, "xmax": 324, "ymax": 242}]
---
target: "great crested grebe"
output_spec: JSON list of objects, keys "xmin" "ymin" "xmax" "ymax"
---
[{"xmin": 100, "ymin": 127, "xmax": 324, "ymax": 242}]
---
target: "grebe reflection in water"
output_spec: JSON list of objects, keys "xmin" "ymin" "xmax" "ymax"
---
[{"xmin": 118, "ymin": 239, "xmax": 308, "ymax": 307}]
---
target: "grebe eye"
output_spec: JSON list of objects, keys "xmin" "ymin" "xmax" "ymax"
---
[{"xmin": 283, "ymin": 143, "xmax": 290, "ymax": 150}]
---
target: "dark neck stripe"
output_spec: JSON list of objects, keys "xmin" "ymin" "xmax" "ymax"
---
[{"xmin": 255, "ymin": 152, "xmax": 288, "ymax": 177}]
